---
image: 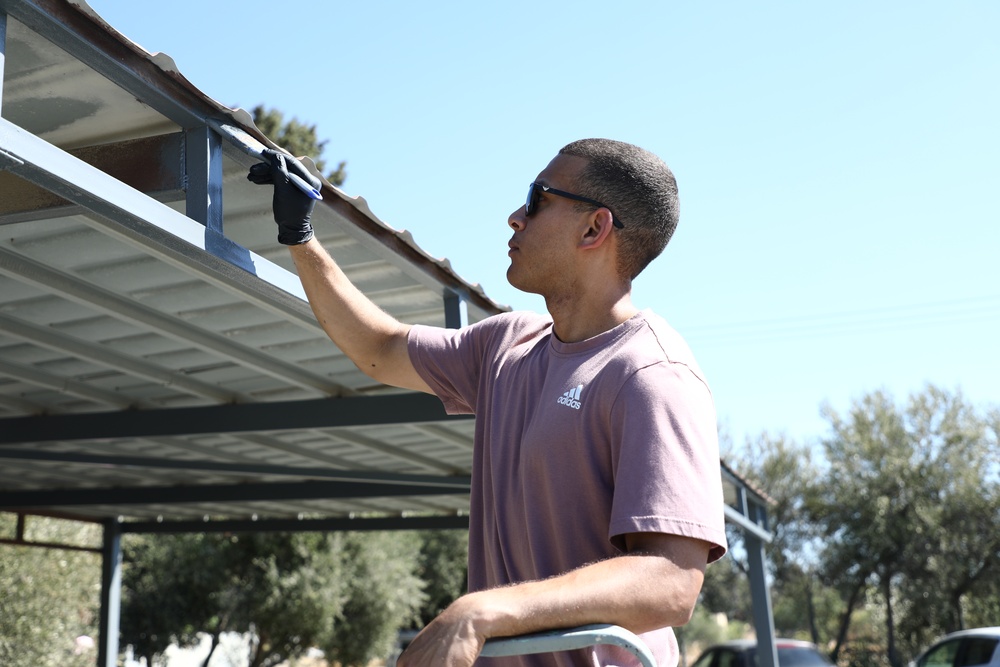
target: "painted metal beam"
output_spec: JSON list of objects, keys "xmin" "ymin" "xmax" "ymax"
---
[
  {"xmin": 0, "ymin": 133, "xmax": 185, "ymax": 224},
  {"xmin": 723, "ymin": 503, "xmax": 773, "ymax": 543},
  {"xmin": 0, "ymin": 447, "xmax": 471, "ymax": 487},
  {"xmin": 0, "ymin": 116, "xmax": 319, "ymax": 331},
  {"xmin": 0, "ymin": 477, "xmax": 470, "ymax": 509},
  {"xmin": 120, "ymin": 513, "xmax": 470, "ymax": 535},
  {"xmin": 0, "ymin": 393, "xmax": 470, "ymax": 445}
]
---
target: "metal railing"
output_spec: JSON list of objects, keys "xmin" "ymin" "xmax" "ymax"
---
[{"xmin": 481, "ymin": 623, "xmax": 656, "ymax": 667}]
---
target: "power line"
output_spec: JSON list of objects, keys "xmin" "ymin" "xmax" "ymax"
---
[{"xmin": 683, "ymin": 294, "xmax": 1000, "ymax": 345}]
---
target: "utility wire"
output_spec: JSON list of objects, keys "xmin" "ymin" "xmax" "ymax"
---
[{"xmin": 683, "ymin": 294, "xmax": 1000, "ymax": 345}]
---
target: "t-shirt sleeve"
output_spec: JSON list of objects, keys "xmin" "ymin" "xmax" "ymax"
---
[
  {"xmin": 608, "ymin": 361, "xmax": 729, "ymax": 563},
  {"xmin": 407, "ymin": 323, "xmax": 484, "ymax": 415}
]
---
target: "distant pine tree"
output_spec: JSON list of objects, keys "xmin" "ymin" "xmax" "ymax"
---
[{"xmin": 252, "ymin": 105, "xmax": 347, "ymax": 186}]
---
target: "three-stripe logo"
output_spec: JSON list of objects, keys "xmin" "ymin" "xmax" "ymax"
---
[{"xmin": 557, "ymin": 384, "xmax": 583, "ymax": 410}]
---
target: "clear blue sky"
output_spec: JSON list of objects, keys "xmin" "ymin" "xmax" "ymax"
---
[{"xmin": 86, "ymin": 0, "xmax": 1000, "ymax": 447}]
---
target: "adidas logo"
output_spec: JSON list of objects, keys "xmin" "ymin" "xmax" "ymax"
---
[{"xmin": 557, "ymin": 384, "xmax": 584, "ymax": 410}]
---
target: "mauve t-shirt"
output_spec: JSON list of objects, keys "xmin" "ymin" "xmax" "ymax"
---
[{"xmin": 408, "ymin": 310, "xmax": 727, "ymax": 667}]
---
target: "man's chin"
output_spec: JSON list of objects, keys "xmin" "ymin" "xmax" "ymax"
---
[
  {"xmin": 506, "ymin": 276, "xmax": 543, "ymax": 297},
  {"xmin": 505, "ymin": 267, "xmax": 532, "ymax": 293}
]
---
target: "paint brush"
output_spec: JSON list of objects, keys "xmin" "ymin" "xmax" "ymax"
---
[{"xmin": 209, "ymin": 119, "xmax": 323, "ymax": 200}]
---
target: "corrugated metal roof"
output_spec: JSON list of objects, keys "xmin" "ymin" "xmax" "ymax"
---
[
  {"xmin": 0, "ymin": 0, "xmax": 503, "ymax": 529},
  {"xmin": 0, "ymin": 0, "xmax": 768, "ymax": 537}
]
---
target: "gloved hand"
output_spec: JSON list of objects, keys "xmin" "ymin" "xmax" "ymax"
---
[{"xmin": 247, "ymin": 149, "xmax": 322, "ymax": 245}]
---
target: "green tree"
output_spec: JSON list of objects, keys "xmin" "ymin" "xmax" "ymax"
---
[
  {"xmin": 892, "ymin": 387, "xmax": 1000, "ymax": 655},
  {"xmin": 813, "ymin": 385, "xmax": 1000, "ymax": 665},
  {"xmin": 121, "ymin": 532, "xmax": 346, "ymax": 667},
  {"xmin": 252, "ymin": 105, "xmax": 347, "ymax": 186},
  {"xmin": 0, "ymin": 515, "xmax": 101, "ymax": 667},
  {"xmin": 121, "ymin": 529, "xmax": 450, "ymax": 667},
  {"xmin": 816, "ymin": 390, "xmax": 918, "ymax": 666},
  {"xmin": 415, "ymin": 528, "xmax": 468, "ymax": 626},
  {"xmin": 323, "ymin": 531, "xmax": 426, "ymax": 667}
]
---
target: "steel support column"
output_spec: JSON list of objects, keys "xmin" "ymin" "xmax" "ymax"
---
[
  {"xmin": 185, "ymin": 125, "xmax": 224, "ymax": 231},
  {"xmin": 444, "ymin": 291, "xmax": 468, "ymax": 329},
  {"xmin": 742, "ymin": 489, "xmax": 777, "ymax": 667},
  {"xmin": 97, "ymin": 519, "xmax": 122, "ymax": 667},
  {"xmin": 0, "ymin": 10, "xmax": 7, "ymax": 111}
]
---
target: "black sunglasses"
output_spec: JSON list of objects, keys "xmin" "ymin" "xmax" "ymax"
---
[{"xmin": 525, "ymin": 182, "xmax": 624, "ymax": 229}]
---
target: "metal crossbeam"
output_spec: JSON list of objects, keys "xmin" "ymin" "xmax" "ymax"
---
[
  {"xmin": 0, "ymin": 447, "xmax": 471, "ymax": 486},
  {"xmin": 120, "ymin": 513, "xmax": 470, "ymax": 535},
  {"xmin": 0, "ymin": 393, "xmax": 470, "ymax": 445},
  {"xmin": 0, "ymin": 477, "xmax": 470, "ymax": 510},
  {"xmin": 0, "ymin": 133, "xmax": 185, "ymax": 224}
]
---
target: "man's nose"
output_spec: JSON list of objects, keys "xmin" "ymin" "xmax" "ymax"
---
[{"xmin": 508, "ymin": 206, "xmax": 527, "ymax": 230}]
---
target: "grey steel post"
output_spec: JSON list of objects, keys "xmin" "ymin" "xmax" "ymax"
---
[
  {"xmin": 444, "ymin": 291, "xmax": 468, "ymax": 329},
  {"xmin": 746, "ymin": 499, "xmax": 777, "ymax": 667},
  {"xmin": 98, "ymin": 519, "xmax": 123, "ymax": 667},
  {"xmin": 0, "ymin": 11, "xmax": 7, "ymax": 111},
  {"xmin": 185, "ymin": 125, "xmax": 225, "ymax": 232}
]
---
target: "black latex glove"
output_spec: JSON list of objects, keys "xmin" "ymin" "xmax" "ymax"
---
[{"xmin": 247, "ymin": 149, "xmax": 322, "ymax": 245}]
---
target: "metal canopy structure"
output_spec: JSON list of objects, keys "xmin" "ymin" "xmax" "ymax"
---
[{"xmin": 0, "ymin": 2, "xmax": 776, "ymax": 666}]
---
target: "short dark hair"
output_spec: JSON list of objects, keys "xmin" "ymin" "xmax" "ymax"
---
[{"xmin": 559, "ymin": 138, "xmax": 679, "ymax": 280}]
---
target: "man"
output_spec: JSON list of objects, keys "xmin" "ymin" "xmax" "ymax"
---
[{"xmin": 249, "ymin": 139, "xmax": 727, "ymax": 667}]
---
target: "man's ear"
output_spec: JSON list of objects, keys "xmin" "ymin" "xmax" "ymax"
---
[{"xmin": 580, "ymin": 208, "xmax": 616, "ymax": 250}]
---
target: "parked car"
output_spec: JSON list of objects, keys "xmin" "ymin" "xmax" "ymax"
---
[
  {"xmin": 910, "ymin": 628, "xmax": 1000, "ymax": 667},
  {"xmin": 691, "ymin": 639, "xmax": 834, "ymax": 667}
]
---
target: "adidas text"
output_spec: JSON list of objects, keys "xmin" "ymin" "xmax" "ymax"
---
[{"xmin": 557, "ymin": 384, "xmax": 584, "ymax": 410}]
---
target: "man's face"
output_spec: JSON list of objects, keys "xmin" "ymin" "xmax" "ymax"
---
[{"xmin": 506, "ymin": 154, "xmax": 591, "ymax": 295}]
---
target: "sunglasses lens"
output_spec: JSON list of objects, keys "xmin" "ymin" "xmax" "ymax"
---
[{"xmin": 525, "ymin": 184, "xmax": 535, "ymax": 215}]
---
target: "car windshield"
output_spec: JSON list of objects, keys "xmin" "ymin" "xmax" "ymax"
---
[{"xmin": 750, "ymin": 646, "xmax": 833, "ymax": 667}]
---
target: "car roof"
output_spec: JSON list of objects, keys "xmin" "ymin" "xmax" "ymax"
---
[
  {"xmin": 918, "ymin": 627, "xmax": 1000, "ymax": 657},
  {"xmin": 707, "ymin": 639, "xmax": 821, "ymax": 650},
  {"xmin": 934, "ymin": 628, "xmax": 1000, "ymax": 641}
]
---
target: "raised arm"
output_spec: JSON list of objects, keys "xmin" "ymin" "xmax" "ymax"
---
[{"xmin": 248, "ymin": 150, "xmax": 432, "ymax": 393}]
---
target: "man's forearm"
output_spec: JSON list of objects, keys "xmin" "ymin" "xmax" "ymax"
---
[
  {"xmin": 398, "ymin": 534, "xmax": 709, "ymax": 666},
  {"xmin": 459, "ymin": 543, "xmax": 706, "ymax": 639},
  {"xmin": 288, "ymin": 239, "xmax": 430, "ymax": 392}
]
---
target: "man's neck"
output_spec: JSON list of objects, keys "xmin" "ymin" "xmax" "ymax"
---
[{"xmin": 545, "ymin": 289, "xmax": 639, "ymax": 343}]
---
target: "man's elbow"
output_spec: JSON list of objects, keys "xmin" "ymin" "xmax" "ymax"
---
[
  {"xmin": 624, "ymin": 565, "xmax": 705, "ymax": 633},
  {"xmin": 672, "ymin": 593, "xmax": 701, "ymax": 627},
  {"xmin": 663, "ymin": 574, "xmax": 704, "ymax": 628}
]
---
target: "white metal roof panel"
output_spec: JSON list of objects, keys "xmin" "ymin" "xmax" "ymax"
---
[
  {"xmin": 0, "ymin": 0, "xmax": 503, "ymax": 530},
  {"xmin": 0, "ymin": 0, "xmax": 769, "ymax": 540}
]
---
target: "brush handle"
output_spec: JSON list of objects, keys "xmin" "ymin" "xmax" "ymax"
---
[
  {"xmin": 286, "ymin": 171, "xmax": 323, "ymax": 200},
  {"xmin": 212, "ymin": 120, "xmax": 322, "ymax": 200}
]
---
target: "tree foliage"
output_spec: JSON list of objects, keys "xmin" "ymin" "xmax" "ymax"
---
[
  {"xmin": 251, "ymin": 105, "xmax": 347, "ymax": 186},
  {"xmin": 0, "ymin": 515, "xmax": 101, "ymax": 667},
  {"xmin": 122, "ymin": 531, "xmax": 348, "ymax": 667},
  {"xmin": 323, "ymin": 532, "xmax": 425, "ymax": 667},
  {"xmin": 715, "ymin": 385, "xmax": 1000, "ymax": 667},
  {"xmin": 118, "ymin": 528, "xmax": 466, "ymax": 667},
  {"xmin": 415, "ymin": 528, "xmax": 469, "ymax": 626}
]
